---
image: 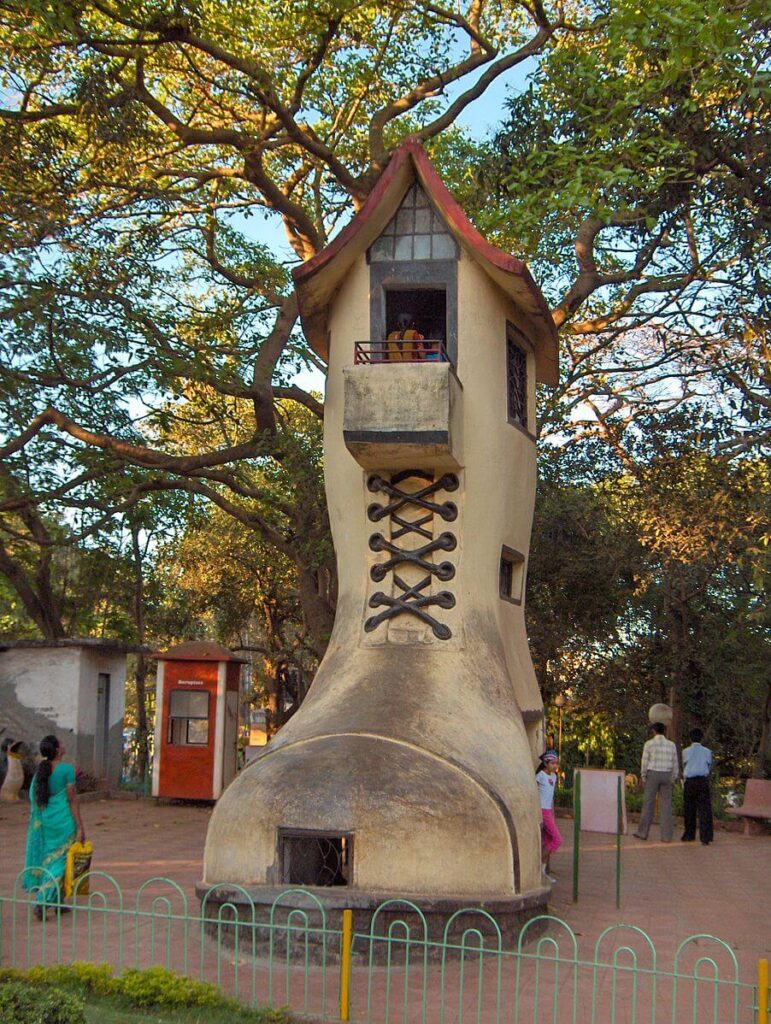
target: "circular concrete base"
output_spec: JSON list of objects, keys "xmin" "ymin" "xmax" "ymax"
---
[{"xmin": 196, "ymin": 882, "xmax": 552, "ymax": 961}]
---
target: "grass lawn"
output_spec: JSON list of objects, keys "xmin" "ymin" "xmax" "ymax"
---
[{"xmin": 82, "ymin": 995, "xmax": 281, "ymax": 1023}]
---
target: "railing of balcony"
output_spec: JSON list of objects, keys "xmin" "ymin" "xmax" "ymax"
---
[{"xmin": 354, "ymin": 340, "xmax": 449, "ymax": 364}]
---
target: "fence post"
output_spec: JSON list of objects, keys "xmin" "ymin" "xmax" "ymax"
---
[
  {"xmin": 339, "ymin": 908, "xmax": 353, "ymax": 1021},
  {"xmin": 758, "ymin": 958, "xmax": 769, "ymax": 1024},
  {"xmin": 572, "ymin": 770, "xmax": 581, "ymax": 903},
  {"xmin": 616, "ymin": 773, "xmax": 622, "ymax": 910}
]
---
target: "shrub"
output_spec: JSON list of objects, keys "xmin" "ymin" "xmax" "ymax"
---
[
  {"xmin": 554, "ymin": 786, "xmax": 574, "ymax": 809},
  {"xmin": 24, "ymin": 964, "xmax": 115, "ymax": 996},
  {"xmin": 118, "ymin": 966, "xmax": 226, "ymax": 1009},
  {"xmin": 1, "ymin": 965, "xmax": 296, "ymax": 1022},
  {"xmin": 0, "ymin": 981, "xmax": 85, "ymax": 1024},
  {"xmin": 0, "ymin": 981, "xmax": 37, "ymax": 1023}
]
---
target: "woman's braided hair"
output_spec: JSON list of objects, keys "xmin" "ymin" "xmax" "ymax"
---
[{"xmin": 34, "ymin": 734, "xmax": 60, "ymax": 808}]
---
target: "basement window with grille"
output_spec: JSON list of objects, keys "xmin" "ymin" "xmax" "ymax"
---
[{"xmin": 278, "ymin": 829, "xmax": 353, "ymax": 887}]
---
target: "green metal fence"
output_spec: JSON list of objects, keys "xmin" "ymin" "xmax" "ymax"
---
[{"xmin": 0, "ymin": 870, "xmax": 764, "ymax": 1024}]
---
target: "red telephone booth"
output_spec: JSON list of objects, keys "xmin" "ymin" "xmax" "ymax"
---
[{"xmin": 151, "ymin": 641, "xmax": 246, "ymax": 801}]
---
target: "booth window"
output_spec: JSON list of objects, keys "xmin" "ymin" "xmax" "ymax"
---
[
  {"xmin": 506, "ymin": 327, "xmax": 528, "ymax": 429},
  {"xmin": 279, "ymin": 828, "xmax": 352, "ymax": 886},
  {"xmin": 500, "ymin": 546, "xmax": 525, "ymax": 605},
  {"xmin": 168, "ymin": 690, "xmax": 209, "ymax": 745}
]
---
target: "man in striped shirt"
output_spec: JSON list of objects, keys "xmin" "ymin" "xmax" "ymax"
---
[{"xmin": 633, "ymin": 722, "xmax": 679, "ymax": 842}]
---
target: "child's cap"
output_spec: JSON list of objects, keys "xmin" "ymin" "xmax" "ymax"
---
[{"xmin": 542, "ymin": 751, "xmax": 559, "ymax": 763}]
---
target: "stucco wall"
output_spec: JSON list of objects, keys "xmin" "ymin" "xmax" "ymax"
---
[
  {"xmin": 455, "ymin": 253, "xmax": 544, "ymax": 731},
  {"xmin": 0, "ymin": 646, "xmax": 125, "ymax": 785}
]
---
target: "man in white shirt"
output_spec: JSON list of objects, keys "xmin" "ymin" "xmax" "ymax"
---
[
  {"xmin": 681, "ymin": 728, "xmax": 714, "ymax": 845},
  {"xmin": 633, "ymin": 722, "xmax": 679, "ymax": 842}
]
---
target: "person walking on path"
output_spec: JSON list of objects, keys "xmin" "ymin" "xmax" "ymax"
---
[
  {"xmin": 536, "ymin": 751, "xmax": 562, "ymax": 883},
  {"xmin": 22, "ymin": 734, "xmax": 86, "ymax": 917},
  {"xmin": 634, "ymin": 722, "xmax": 679, "ymax": 842},
  {"xmin": 681, "ymin": 728, "xmax": 714, "ymax": 845}
]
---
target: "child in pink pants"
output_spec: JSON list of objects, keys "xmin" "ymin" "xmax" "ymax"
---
[{"xmin": 536, "ymin": 751, "xmax": 562, "ymax": 883}]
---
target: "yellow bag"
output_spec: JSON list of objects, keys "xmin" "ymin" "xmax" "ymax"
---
[{"xmin": 64, "ymin": 840, "xmax": 93, "ymax": 898}]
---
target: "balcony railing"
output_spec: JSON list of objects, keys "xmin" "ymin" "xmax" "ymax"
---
[{"xmin": 354, "ymin": 339, "xmax": 449, "ymax": 364}]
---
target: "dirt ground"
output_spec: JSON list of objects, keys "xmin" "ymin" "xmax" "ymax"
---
[{"xmin": 1, "ymin": 793, "xmax": 768, "ymax": 999}]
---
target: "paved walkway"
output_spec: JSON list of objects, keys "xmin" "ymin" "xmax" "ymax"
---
[{"xmin": 0, "ymin": 795, "xmax": 768, "ymax": 1021}]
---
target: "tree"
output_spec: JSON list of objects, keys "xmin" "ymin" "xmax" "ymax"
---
[
  {"xmin": 529, "ymin": 409, "xmax": 770, "ymax": 776},
  {"xmin": 0, "ymin": 0, "xmax": 583, "ymax": 650},
  {"xmin": 476, "ymin": 0, "xmax": 770, "ymax": 451},
  {"xmin": 526, "ymin": 449, "xmax": 644, "ymax": 700},
  {"xmin": 158, "ymin": 501, "xmax": 317, "ymax": 734},
  {"xmin": 1, "ymin": 0, "xmax": 767, "ymax": 768}
]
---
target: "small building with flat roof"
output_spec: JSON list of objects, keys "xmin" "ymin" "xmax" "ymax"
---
[{"xmin": 0, "ymin": 638, "xmax": 139, "ymax": 787}]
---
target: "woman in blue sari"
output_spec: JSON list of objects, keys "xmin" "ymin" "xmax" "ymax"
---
[{"xmin": 24, "ymin": 735, "xmax": 86, "ymax": 917}]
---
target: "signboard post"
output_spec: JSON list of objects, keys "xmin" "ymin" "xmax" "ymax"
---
[{"xmin": 572, "ymin": 768, "xmax": 627, "ymax": 908}]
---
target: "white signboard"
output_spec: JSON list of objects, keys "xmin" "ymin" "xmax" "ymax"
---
[{"xmin": 575, "ymin": 768, "xmax": 628, "ymax": 835}]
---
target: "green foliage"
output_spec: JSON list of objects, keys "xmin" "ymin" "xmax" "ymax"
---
[
  {"xmin": 533, "ymin": 409, "xmax": 770, "ymax": 777},
  {"xmin": 117, "ymin": 967, "xmax": 223, "ymax": 1009},
  {"xmin": 474, "ymin": 0, "xmax": 771, "ymax": 455},
  {"xmin": 0, "ymin": 966, "xmax": 294, "ymax": 1022},
  {"xmin": 0, "ymin": 0, "xmax": 580, "ymax": 655},
  {"xmin": 0, "ymin": 981, "xmax": 86, "ymax": 1024},
  {"xmin": 21, "ymin": 963, "xmax": 223, "ymax": 1010},
  {"xmin": 23, "ymin": 964, "xmax": 115, "ymax": 997}
]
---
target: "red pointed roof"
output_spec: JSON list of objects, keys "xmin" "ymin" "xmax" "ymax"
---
[
  {"xmin": 152, "ymin": 641, "xmax": 248, "ymax": 663},
  {"xmin": 292, "ymin": 139, "xmax": 559, "ymax": 386}
]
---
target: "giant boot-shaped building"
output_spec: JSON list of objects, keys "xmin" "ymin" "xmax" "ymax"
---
[{"xmin": 202, "ymin": 140, "xmax": 560, "ymax": 925}]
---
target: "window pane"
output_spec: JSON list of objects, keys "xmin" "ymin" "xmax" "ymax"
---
[
  {"xmin": 395, "ymin": 208, "xmax": 414, "ymax": 234},
  {"xmin": 500, "ymin": 558, "xmax": 514, "ymax": 598},
  {"xmin": 431, "ymin": 234, "xmax": 455, "ymax": 259},
  {"xmin": 186, "ymin": 718, "xmax": 209, "ymax": 745},
  {"xmin": 499, "ymin": 547, "xmax": 525, "ymax": 603},
  {"xmin": 394, "ymin": 235, "xmax": 413, "ymax": 260},
  {"xmin": 169, "ymin": 690, "xmax": 208, "ymax": 718},
  {"xmin": 169, "ymin": 718, "xmax": 186, "ymax": 745},
  {"xmin": 169, "ymin": 690, "xmax": 188, "ymax": 716},
  {"xmin": 370, "ymin": 236, "xmax": 394, "ymax": 262},
  {"xmin": 414, "ymin": 207, "xmax": 431, "ymax": 233},
  {"xmin": 413, "ymin": 234, "xmax": 431, "ymax": 259}
]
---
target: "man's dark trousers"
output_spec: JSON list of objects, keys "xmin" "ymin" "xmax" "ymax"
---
[{"xmin": 682, "ymin": 776, "xmax": 713, "ymax": 843}]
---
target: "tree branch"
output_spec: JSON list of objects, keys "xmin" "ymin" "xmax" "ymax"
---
[
  {"xmin": 273, "ymin": 385, "xmax": 324, "ymax": 420},
  {"xmin": 0, "ymin": 408, "xmax": 260, "ymax": 471}
]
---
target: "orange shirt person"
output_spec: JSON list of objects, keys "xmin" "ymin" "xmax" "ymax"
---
[{"xmin": 387, "ymin": 313, "xmax": 424, "ymax": 361}]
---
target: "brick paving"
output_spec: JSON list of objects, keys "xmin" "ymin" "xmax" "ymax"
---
[{"xmin": 0, "ymin": 794, "xmax": 768, "ymax": 1022}]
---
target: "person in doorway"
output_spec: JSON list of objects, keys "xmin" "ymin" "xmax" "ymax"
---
[
  {"xmin": 633, "ymin": 722, "xmax": 679, "ymax": 842},
  {"xmin": 681, "ymin": 728, "xmax": 714, "ymax": 845},
  {"xmin": 23, "ymin": 734, "xmax": 86, "ymax": 917},
  {"xmin": 536, "ymin": 750, "xmax": 561, "ymax": 883},
  {"xmin": 387, "ymin": 311, "xmax": 424, "ymax": 361}
]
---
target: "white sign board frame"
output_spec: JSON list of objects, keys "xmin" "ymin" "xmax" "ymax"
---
[{"xmin": 574, "ymin": 768, "xmax": 628, "ymax": 835}]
